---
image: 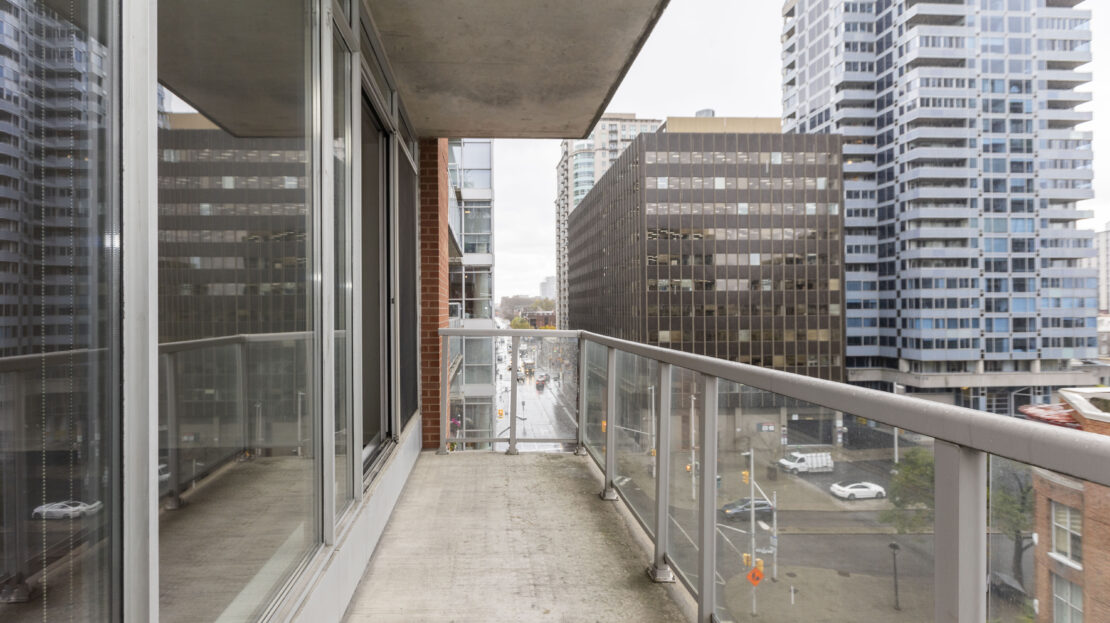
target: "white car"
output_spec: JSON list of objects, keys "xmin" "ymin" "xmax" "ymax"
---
[
  {"xmin": 829, "ymin": 481, "xmax": 885, "ymax": 500},
  {"xmin": 32, "ymin": 500, "xmax": 104, "ymax": 519}
]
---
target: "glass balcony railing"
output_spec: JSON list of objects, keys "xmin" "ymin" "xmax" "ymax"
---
[
  {"xmin": 438, "ymin": 327, "xmax": 1110, "ymax": 623},
  {"xmin": 440, "ymin": 330, "xmax": 580, "ymax": 453}
]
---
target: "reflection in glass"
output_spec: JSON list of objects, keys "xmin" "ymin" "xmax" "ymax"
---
[
  {"xmin": 0, "ymin": 2, "xmax": 117, "ymax": 620},
  {"xmin": 156, "ymin": 1, "xmax": 317, "ymax": 620}
]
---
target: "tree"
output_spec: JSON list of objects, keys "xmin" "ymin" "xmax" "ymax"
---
[
  {"xmin": 990, "ymin": 458, "xmax": 1034, "ymax": 589},
  {"xmin": 880, "ymin": 447, "xmax": 934, "ymax": 533},
  {"xmin": 510, "ymin": 316, "xmax": 531, "ymax": 329}
]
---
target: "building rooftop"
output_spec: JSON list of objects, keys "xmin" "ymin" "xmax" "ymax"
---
[{"xmin": 660, "ymin": 117, "xmax": 782, "ymax": 134}]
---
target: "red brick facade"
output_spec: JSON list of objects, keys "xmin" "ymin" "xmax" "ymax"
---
[
  {"xmin": 1033, "ymin": 464, "xmax": 1110, "ymax": 621},
  {"xmin": 418, "ymin": 138, "xmax": 448, "ymax": 448}
]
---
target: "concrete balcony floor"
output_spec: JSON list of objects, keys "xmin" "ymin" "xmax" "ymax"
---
[{"xmin": 343, "ymin": 451, "xmax": 689, "ymax": 622}]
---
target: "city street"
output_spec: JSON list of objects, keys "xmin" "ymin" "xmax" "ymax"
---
[{"xmin": 493, "ymin": 340, "xmax": 578, "ymax": 451}]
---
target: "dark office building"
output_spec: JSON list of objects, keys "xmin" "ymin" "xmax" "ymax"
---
[{"xmin": 568, "ymin": 123, "xmax": 846, "ymax": 382}]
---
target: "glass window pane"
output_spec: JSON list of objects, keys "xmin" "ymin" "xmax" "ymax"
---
[
  {"xmin": 360, "ymin": 99, "xmax": 385, "ymax": 454},
  {"xmin": 463, "ymin": 206, "xmax": 491, "ymax": 234},
  {"xmin": 463, "ymin": 169, "xmax": 491, "ymax": 189},
  {"xmin": 332, "ymin": 34, "xmax": 352, "ymax": 514},
  {"xmin": 462, "ymin": 141, "xmax": 491, "ymax": 169},
  {"xmin": 398, "ymin": 156, "xmax": 419, "ymax": 427},
  {"xmin": 0, "ymin": 1, "xmax": 118, "ymax": 619},
  {"xmin": 156, "ymin": 1, "xmax": 317, "ymax": 618}
]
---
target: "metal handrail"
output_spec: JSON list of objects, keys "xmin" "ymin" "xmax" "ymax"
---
[
  {"xmin": 437, "ymin": 327, "xmax": 1110, "ymax": 489},
  {"xmin": 439, "ymin": 327, "xmax": 580, "ymax": 339},
  {"xmin": 580, "ymin": 331, "xmax": 1110, "ymax": 487}
]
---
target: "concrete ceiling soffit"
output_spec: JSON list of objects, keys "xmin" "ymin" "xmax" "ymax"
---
[{"xmin": 367, "ymin": 0, "xmax": 669, "ymax": 139}]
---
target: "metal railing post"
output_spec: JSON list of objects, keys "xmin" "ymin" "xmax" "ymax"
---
[
  {"xmin": 163, "ymin": 353, "xmax": 181, "ymax": 510},
  {"xmin": 437, "ymin": 334, "xmax": 449, "ymax": 454},
  {"xmin": 507, "ymin": 336, "xmax": 520, "ymax": 455},
  {"xmin": 697, "ymin": 374, "xmax": 718, "ymax": 622},
  {"xmin": 933, "ymin": 441, "xmax": 986, "ymax": 622},
  {"xmin": 236, "ymin": 342, "xmax": 249, "ymax": 459},
  {"xmin": 649, "ymin": 362, "xmax": 675, "ymax": 582},
  {"xmin": 600, "ymin": 346, "xmax": 618, "ymax": 500},
  {"xmin": 576, "ymin": 334, "xmax": 587, "ymax": 456}
]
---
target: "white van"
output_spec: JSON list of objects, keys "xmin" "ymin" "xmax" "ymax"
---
[{"xmin": 778, "ymin": 451, "xmax": 834, "ymax": 474}]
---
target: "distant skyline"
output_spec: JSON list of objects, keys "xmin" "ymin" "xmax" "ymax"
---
[{"xmin": 493, "ymin": 0, "xmax": 1106, "ymax": 297}]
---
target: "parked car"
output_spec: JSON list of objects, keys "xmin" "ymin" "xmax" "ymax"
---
[
  {"xmin": 720, "ymin": 498, "xmax": 774, "ymax": 521},
  {"xmin": 158, "ymin": 463, "xmax": 170, "ymax": 483},
  {"xmin": 32, "ymin": 500, "xmax": 103, "ymax": 520},
  {"xmin": 778, "ymin": 451, "xmax": 834, "ymax": 474},
  {"xmin": 829, "ymin": 481, "xmax": 885, "ymax": 500}
]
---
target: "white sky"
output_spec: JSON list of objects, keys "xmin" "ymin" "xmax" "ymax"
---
[{"xmin": 493, "ymin": 0, "xmax": 1106, "ymax": 298}]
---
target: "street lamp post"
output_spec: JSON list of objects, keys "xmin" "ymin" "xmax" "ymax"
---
[
  {"xmin": 889, "ymin": 541, "xmax": 901, "ymax": 611},
  {"xmin": 689, "ymin": 394, "xmax": 696, "ymax": 501},
  {"xmin": 648, "ymin": 385, "xmax": 656, "ymax": 478},
  {"xmin": 746, "ymin": 448, "xmax": 757, "ymax": 617}
]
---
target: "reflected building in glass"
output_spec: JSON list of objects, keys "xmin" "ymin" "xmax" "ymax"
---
[{"xmin": 0, "ymin": 0, "xmax": 115, "ymax": 618}]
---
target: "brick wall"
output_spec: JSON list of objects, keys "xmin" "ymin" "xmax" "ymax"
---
[
  {"xmin": 418, "ymin": 138, "xmax": 448, "ymax": 448},
  {"xmin": 1032, "ymin": 470, "xmax": 1110, "ymax": 622}
]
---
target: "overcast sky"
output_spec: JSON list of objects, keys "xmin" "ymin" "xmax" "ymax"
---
[{"xmin": 493, "ymin": 0, "xmax": 1107, "ymax": 299}]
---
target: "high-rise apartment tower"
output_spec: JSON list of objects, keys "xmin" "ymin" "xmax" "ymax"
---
[
  {"xmin": 1080, "ymin": 225, "xmax": 1110, "ymax": 313},
  {"xmin": 556, "ymin": 113, "xmax": 661, "ymax": 327},
  {"xmin": 782, "ymin": 0, "xmax": 1098, "ymax": 413}
]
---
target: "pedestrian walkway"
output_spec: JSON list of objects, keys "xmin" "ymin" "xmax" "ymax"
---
[{"xmin": 342, "ymin": 451, "xmax": 689, "ymax": 622}]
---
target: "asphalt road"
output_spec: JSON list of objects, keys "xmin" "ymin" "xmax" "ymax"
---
[
  {"xmin": 493, "ymin": 357, "xmax": 579, "ymax": 451},
  {"xmin": 795, "ymin": 459, "xmax": 896, "ymax": 493}
]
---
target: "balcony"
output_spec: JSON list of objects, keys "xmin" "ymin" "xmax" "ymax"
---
[{"xmin": 422, "ymin": 327, "xmax": 1110, "ymax": 622}]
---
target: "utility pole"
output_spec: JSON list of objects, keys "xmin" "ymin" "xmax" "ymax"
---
[
  {"xmin": 749, "ymin": 447, "xmax": 757, "ymax": 617},
  {"xmin": 772, "ymin": 490, "xmax": 778, "ymax": 581},
  {"xmin": 889, "ymin": 542, "xmax": 901, "ymax": 611},
  {"xmin": 690, "ymin": 394, "xmax": 696, "ymax": 501},
  {"xmin": 892, "ymin": 384, "xmax": 904, "ymax": 463},
  {"xmin": 648, "ymin": 385, "xmax": 656, "ymax": 478}
]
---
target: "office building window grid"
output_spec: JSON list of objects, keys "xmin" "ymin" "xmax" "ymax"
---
[{"xmin": 569, "ymin": 130, "xmax": 845, "ymax": 383}]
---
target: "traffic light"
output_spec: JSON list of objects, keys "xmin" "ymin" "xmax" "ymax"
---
[
  {"xmin": 741, "ymin": 470, "xmax": 750, "ymax": 484},
  {"xmin": 685, "ymin": 463, "xmax": 692, "ymax": 473},
  {"xmin": 755, "ymin": 558, "xmax": 764, "ymax": 573},
  {"xmin": 601, "ymin": 420, "xmax": 606, "ymax": 433},
  {"xmin": 742, "ymin": 553, "xmax": 751, "ymax": 567}
]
